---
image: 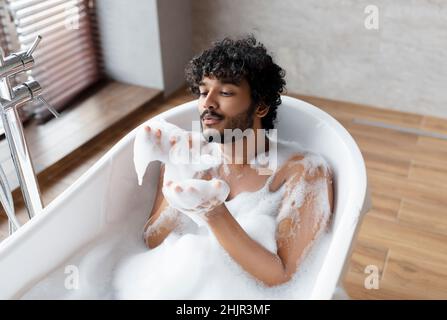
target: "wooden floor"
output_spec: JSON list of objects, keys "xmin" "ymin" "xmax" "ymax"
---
[
  {"xmin": 1, "ymin": 87, "xmax": 446, "ymax": 299},
  {"xmin": 297, "ymin": 95, "xmax": 447, "ymax": 300}
]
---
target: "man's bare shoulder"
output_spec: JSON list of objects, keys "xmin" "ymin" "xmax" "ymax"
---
[
  {"xmin": 278, "ymin": 152, "xmax": 333, "ymax": 183},
  {"xmin": 277, "ymin": 153, "xmax": 306, "ymax": 177},
  {"xmin": 277, "ymin": 152, "xmax": 334, "ymax": 213},
  {"xmin": 268, "ymin": 153, "xmax": 306, "ymax": 191}
]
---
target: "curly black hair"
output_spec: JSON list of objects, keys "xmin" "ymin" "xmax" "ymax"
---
[{"xmin": 185, "ymin": 34, "xmax": 286, "ymax": 131}]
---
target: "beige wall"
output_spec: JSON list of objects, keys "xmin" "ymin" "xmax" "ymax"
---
[
  {"xmin": 96, "ymin": 0, "xmax": 164, "ymax": 90},
  {"xmin": 157, "ymin": 0, "xmax": 193, "ymax": 96},
  {"xmin": 191, "ymin": 0, "xmax": 447, "ymax": 118}
]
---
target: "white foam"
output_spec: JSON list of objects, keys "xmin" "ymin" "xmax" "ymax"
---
[
  {"xmin": 21, "ymin": 220, "xmax": 331, "ymax": 300},
  {"xmin": 21, "ymin": 139, "xmax": 334, "ymax": 300},
  {"xmin": 162, "ymin": 178, "xmax": 230, "ymax": 227},
  {"xmin": 133, "ymin": 119, "xmax": 222, "ymax": 184},
  {"xmin": 134, "ymin": 119, "xmax": 229, "ymax": 227},
  {"xmin": 275, "ymin": 150, "xmax": 332, "ymax": 224},
  {"xmin": 113, "ymin": 186, "xmax": 333, "ymax": 300}
]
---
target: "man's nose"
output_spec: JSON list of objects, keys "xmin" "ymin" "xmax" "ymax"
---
[{"xmin": 202, "ymin": 91, "xmax": 218, "ymax": 110}]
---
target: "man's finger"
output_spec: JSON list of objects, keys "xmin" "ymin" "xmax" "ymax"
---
[
  {"xmin": 187, "ymin": 186, "xmax": 198, "ymax": 193},
  {"xmin": 188, "ymin": 134, "xmax": 193, "ymax": 149}
]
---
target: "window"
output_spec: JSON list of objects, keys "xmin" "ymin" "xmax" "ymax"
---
[{"xmin": 0, "ymin": 0, "xmax": 101, "ymax": 124}]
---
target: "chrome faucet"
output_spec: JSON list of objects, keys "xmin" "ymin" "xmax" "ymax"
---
[
  {"xmin": 0, "ymin": 163, "xmax": 19, "ymax": 234},
  {"xmin": 0, "ymin": 35, "xmax": 59, "ymax": 234}
]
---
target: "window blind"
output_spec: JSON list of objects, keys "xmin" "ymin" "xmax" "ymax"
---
[
  {"xmin": 0, "ymin": 2, "xmax": 11, "ymax": 56},
  {"xmin": 6, "ymin": 0, "xmax": 101, "ymax": 122}
]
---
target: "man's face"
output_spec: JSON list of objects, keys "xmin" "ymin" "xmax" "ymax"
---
[{"xmin": 198, "ymin": 75, "xmax": 257, "ymax": 143}]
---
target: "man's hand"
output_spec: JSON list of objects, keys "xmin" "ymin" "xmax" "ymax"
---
[
  {"xmin": 145, "ymin": 120, "xmax": 221, "ymax": 170},
  {"xmin": 162, "ymin": 178, "xmax": 230, "ymax": 221},
  {"xmin": 143, "ymin": 120, "xmax": 188, "ymax": 163}
]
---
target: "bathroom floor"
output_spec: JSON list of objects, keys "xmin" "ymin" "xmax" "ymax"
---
[{"xmin": 1, "ymin": 87, "xmax": 446, "ymax": 299}]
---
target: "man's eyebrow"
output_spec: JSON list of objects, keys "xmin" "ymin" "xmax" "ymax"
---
[{"xmin": 198, "ymin": 79, "xmax": 240, "ymax": 86}]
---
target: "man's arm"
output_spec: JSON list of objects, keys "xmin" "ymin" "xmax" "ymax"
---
[
  {"xmin": 276, "ymin": 163, "xmax": 334, "ymax": 279},
  {"xmin": 206, "ymin": 162, "xmax": 334, "ymax": 287},
  {"xmin": 143, "ymin": 164, "xmax": 179, "ymax": 249}
]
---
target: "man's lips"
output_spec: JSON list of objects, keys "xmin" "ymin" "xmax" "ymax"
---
[
  {"xmin": 202, "ymin": 114, "xmax": 223, "ymax": 125},
  {"xmin": 203, "ymin": 117, "xmax": 222, "ymax": 125}
]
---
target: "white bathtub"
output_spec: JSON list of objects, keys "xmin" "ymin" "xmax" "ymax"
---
[{"xmin": 0, "ymin": 95, "xmax": 371, "ymax": 299}]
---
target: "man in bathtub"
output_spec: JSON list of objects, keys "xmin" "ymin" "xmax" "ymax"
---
[{"xmin": 142, "ymin": 35, "xmax": 334, "ymax": 288}]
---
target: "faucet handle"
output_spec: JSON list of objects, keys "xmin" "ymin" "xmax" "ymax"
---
[
  {"xmin": 37, "ymin": 95, "xmax": 60, "ymax": 118},
  {"xmin": 25, "ymin": 35, "xmax": 42, "ymax": 58},
  {"xmin": 21, "ymin": 79, "xmax": 60, "ymax": 118}
]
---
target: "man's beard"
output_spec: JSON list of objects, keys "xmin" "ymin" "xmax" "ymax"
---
[{"xmin": 200, "ymin": 102, "xmax": 257, "ymax": 144}]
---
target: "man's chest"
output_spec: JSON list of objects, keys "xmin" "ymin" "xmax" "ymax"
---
[{"xmin": 220, "ymin": 165, "xmax": 286, "ymax": 201}]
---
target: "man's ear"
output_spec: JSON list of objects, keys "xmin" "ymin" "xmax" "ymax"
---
[{"xmin": 255, "ymin": 104, "xmax": 270, "ymax": 118}]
